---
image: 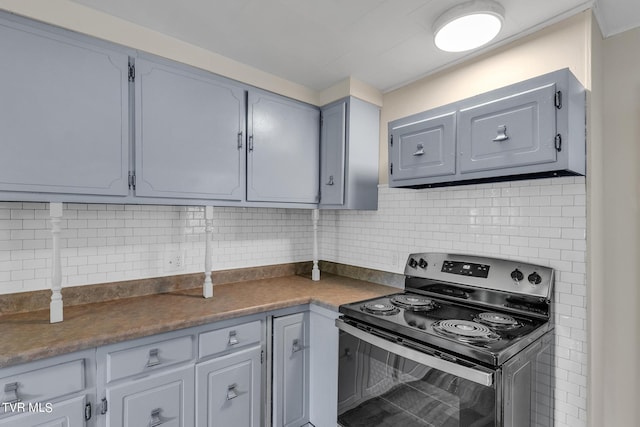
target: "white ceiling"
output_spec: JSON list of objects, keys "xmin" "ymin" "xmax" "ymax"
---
[{"xmin": 71, "ymin": 0, "xmax": 640, "ymax": 92}]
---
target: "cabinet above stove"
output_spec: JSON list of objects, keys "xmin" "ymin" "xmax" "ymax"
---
[{"xmin": 388, "ymin": 68, "xmax": 585, "ymax": 188}]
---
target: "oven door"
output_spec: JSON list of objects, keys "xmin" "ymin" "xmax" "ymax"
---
[{"xmin": 336, "ymin": 319, "xmax": 498, "ymax": 427}]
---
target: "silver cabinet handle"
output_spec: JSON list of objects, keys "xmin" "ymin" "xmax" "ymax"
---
[
  {"xmin": 150, "ymin": 408, "xmax": 163, "ymax": 427},
  {"xmin": 291, "ymin": 338, "xmax": 308, "ymax": 355},
  {"xmin": 412, "ymin": 143, "xmax": 425, "ymax": 156},
  {"xmin": 228, "ymin": 330, "xmax": 239, "ymax": 346},
  {"xmin": 248, "ymin": 135, "xmax": 254, "ymax": 152},
  {"xmin": 326, "ymin": 175, "xmax": 334, "ymax": 186},
  {"xmin": 226, "ymin": 383, "xmax": 239, "ymax": 401},
  {"xmin": 146, "ymin": 348, "xmax": 161, "ymax": 368},
  {"xmin": 492, "ymin": 124, "xmax": 509, "ymax": 142},
  {"xmin": 4, "ymin": 382, "xmax": 21, "ymax": 404},
  {"xmin": 237, "ymin": 131, "xmax": 243, "ymax": 149}
]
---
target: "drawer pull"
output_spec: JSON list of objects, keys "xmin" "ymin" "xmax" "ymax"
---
[
  {"xmin": 4, "ymin": 382, "xmax": 21, "ymax": 404},
  {"xmin": 492, "ymin": 125, "xmax": 509, "ymax": 142},
  {"xmin": 146, "ymin": 348, "xmax": 161, "ymax": 368},
  {"xmin": 412, "ymin": 143, "xmax": 425, "ymax": 156},
  {"xmin": 150, "ymin": 408, "xmax": 164, "ymax": 426},
  {"xmin": 228, "ymin": 331, "xmax": 239, "ymax": 346},
  {"xmin": 291, "ymin": 338, "xmax": 308, "ymax": 355},
  {"xmin": 226, "ymin": 383, "xmax": 239, "ymax": 401}
]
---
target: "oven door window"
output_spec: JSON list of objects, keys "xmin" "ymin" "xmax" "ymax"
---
[{"xmin": 338, "ymin": 331, "xmax": 496, "ymax": 427}]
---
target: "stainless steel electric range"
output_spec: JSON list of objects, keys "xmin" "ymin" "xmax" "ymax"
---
[{"xmin": 336, "ymin": 253, "xmax": 554, "ymax": 427}]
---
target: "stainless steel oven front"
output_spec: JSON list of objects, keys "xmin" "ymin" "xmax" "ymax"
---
[{"xmin": 336, "ymin": 318, "xmax": 553, "ymax": 427}]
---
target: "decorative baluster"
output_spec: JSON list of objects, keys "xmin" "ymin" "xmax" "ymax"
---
[
  {"xmin": 312, "ymin": 209, "xmax": 320, "ymax": 281},
  {"xmin": 49, "ymin": 202, "xmax": 63, "ymax": 323},
  {"xmin": 203, "ymin": 206, "xmax": 214, "ymax": 298}
]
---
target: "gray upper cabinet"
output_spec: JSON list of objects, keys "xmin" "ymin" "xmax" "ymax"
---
[
  {"xmin": 134, "ymin": 55, "xmax": 245, "ymax": 202},
  {"xmin": 389, "ymin": 68, "xmax": 585, "ymax": 188},
  {"xmin": 247, "ymin": 90, "xmax": 320, "ymax": 204},
  {"xmin": 0, "ymin": 16, "xmax": 129, "ymax": 198},
  {"xmin": 320, "ymin": 97, "xmax": 380, "ymax": 210},
  {"xmin": 388, "ymin": 107, "xmax": 456, "ymax": 186},
  {"xmin": 458, "ymin": 82, "xmax": 557, "ymax": 173},
  {"xmin": 320, "ymin": 101, "xmax": 347, "ymax": 206}
]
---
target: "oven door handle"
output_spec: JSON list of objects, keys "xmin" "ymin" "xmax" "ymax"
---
[{"xmin": 336, "ymin": 319, "xmax": 494, "ymax": 387}]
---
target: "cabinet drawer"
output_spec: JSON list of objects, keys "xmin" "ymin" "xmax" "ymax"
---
[
  {"xmin": 0, "ymin": 359, "xmax": 84, "ymax": 414},
  {"xmin": 106, "ymin": 335, "xmax": 194, "ymax": 383},
  {"xmin": 199, "ymin": 321, "xmax": 262, "ymax": 359}
]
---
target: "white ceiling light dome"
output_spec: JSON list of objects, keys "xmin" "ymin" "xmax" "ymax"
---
[{"xmin": 433, "ymin": 0, "xmax": 505, "ymax": 53}]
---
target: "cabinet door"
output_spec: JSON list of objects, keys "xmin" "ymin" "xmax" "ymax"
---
[
  {"xmin": 389, "ymin": 111, "xmax": 456, "ymax": 184},
  {"xmin": 0, "ymin": 395, "xmax": 86, "ymax": 427},
  {"xmin": 272, "ymin": 312, "xmax": 309, "ymax": 427},
  {"xmin": 134, "ymin": 56, "xmax": 245, "ymax": 201},
  {"xmin": 320, "ymin": 101, "xmax": 346, "ymax": 206},
  {"xmin": 458, "ymin": 82, "xmax": 557, "ymax": 173},
  {"xmin": 105, "ymin": 365, "xmax": 194, "ymax": 427},
  {"xmin": 0, "ymin": 18, "xmax": 129, "ymax": 196},
  {"xmin": 195, "ymin": 346, "xmax": 261, "ymax": 427},
  {"xmin": 247, "ymin": 91, "xmax": 320, "ymax": 204}
]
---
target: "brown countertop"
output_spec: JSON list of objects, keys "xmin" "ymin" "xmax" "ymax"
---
[{"xmin": 0, "ymin": 273, "xmax": 397, "ymax": 368}]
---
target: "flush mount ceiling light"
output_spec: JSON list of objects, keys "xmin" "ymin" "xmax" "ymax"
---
[{"xmin": 433, "ymin": 0, "xmax": 505, "ymax": 53}]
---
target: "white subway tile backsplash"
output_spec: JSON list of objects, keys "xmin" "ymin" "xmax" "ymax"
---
[{"xmin": 0, "ymin": 203, "xmax": 312, "ymax": 293}]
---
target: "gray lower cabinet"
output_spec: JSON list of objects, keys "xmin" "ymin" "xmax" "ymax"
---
[
  {"xmin": 272, "ymin": 312, "xmax": 310, "ymax": 427},
  {"xmin": 0, "ymin": 14, "xmax": 129, "ymax": 199},
  {"xmin": 389, "ymin": 68, "xmax": 585, "ymax": 187},
  {"xmin": 133, "ymin": 54, "xmax": 246, "ymax": 202},
  {"xmin": 196, "ymin": 346, "xmax": 261, "ymax": 427},
  {"xmin": 247, "ymin": 90, "xmax": 320, "ymax": 204},
  {"xmin": 320, "ymin": 97, "xmax": 380, "ymax": 210},
  {"xmin": 97, "ymin": 331, "xmax": 197, "ymax": 427},
  {"xmin": 0, "ymin": 395, "xmax": 87, "ymax": 427},
  {"xmin": 0, "ymin": 350, "xmax": 94, "ymax": 427},
  {"xmin": 105, "ymin": 365, "xmax": 195, "ymax": 427}
]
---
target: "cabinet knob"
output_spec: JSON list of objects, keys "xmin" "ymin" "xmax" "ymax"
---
[
  {"xmin": 146, "ymin": 348, "xmax": 161, "ymax": 368},
  {"xmin": 412, "ymin": 143, "xmax": 425, "ymax": 156},
  {"xmin": 4, "ymin": 382, "xmax": 21, "ymax": 404},
  {"xmin": 228, "ymin": 330, "xmax": 239, "ymax": 346},
  {"xmin": 492, "ymin": 125, "xmax": 510, "ymax": 142},
  {"xmin": 150, "ymin": 408, "xmax": 164, "ymax": 426},
  {"xmin": 326, "ymin": 175, "xmax": 334, "ymax": 186}
]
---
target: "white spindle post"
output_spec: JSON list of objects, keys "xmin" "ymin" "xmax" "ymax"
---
[
  {"xmin": 203, "ymin": 206, "xmax": 214, "ymax": 298},
  {"xmin": 312, "ymin": 209, "xmax": 320, "ymax": 281},
  {"xmin": 49, "ymin": 202, "xmax": 63, "ymax": 323}
]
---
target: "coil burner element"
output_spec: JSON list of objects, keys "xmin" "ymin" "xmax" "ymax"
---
[
  {"xmin": 360, "ymin": 302, "xmax": 400, "ymax": 316},
  {"xmin": 475, "ymin": 312, "xmax": 521, "ymax": 330},
  {"xmin": 432, "ymin": 319, "xmax": 500, "ymax": 344},
  {"xmin": 390, "ymin": 294, "xmax": 440, "ymax": 312}
]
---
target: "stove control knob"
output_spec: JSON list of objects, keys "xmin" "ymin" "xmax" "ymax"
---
[
  {"xmin": 418, "ymin": 258, "xmax": 428, "ymax": 269},
  {"xmin": 528, "ymin": 272, "xmax": 542, "ymax": 285},
  {"xmin": 408, "ymin": 257, "xmax": 418, "ymax": 268},
  {"xmin": 510, "ymin": 268, "xmax": 524, "ymax": 283}
]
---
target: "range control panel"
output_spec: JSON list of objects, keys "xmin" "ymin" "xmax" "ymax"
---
[
  {"xmin": 404, "ymin": 252, "xmax": 554, "ymax": 300},
  {"xmin": 441, "ymin": 261, "xmax": 490, "ymax": 278}
]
